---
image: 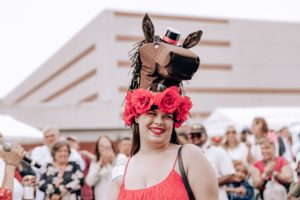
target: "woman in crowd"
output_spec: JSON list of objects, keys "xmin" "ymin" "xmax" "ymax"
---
[
  {"xmin": 39, "ymin": 141, "xmax": 84, "ymax": 200},
  {"xmin": 251, "ymin": 117, "xmax": 279, "ymax": 163},
  {"xmin": 225, "ymin": 160, "xmax": 254, "ymax": 200},
  {"xmin": 86, "ymin": 135, "xmax": 118, "ymax": 200},
  {"xmin": 108, "ymin": 86, "xmax": 218, "ymax": 200},
  {"xmin": 222, "ymin": 125, "xmax": 251, "ymax": 166},
  {"xmin": 251, "ymin": 138, "xmax": 293, "ymax": 199},
  {"xmin": 0, "ymin": 143, "xmax": 25, "ymax": 200}
]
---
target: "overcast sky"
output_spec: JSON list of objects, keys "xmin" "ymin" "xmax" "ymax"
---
[{"xmin": 1, "ymin": 0, "xmax": 300, "ymax": 99}]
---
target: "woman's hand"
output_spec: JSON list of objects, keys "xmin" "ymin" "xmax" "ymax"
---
[
  {"xmin": 100, "ymin": 148, "xmax": 116, "ymax": 166},
  {"xmin": 59, "ymin": 185, "xmax": 68, "ymax": 196},
  {"xmin": 264, "ymin": 161, "xmax": 276, "ymax": 175},
  {"xmin": 2, "ymin": 144, "xmax": 25, "ymax": 166}
]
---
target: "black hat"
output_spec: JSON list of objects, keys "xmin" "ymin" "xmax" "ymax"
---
[
  {"xmin": 163, "ymin": 27, "xmax": 180, "ymax": 45},
  {"xmin": 190, "ymin": 124, "xmax": 207, "ymax": 135}
]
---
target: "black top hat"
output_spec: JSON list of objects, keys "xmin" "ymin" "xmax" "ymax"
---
[{"xmin": 163, "ymin": 27, "xmax": 180, "ymax": 45}]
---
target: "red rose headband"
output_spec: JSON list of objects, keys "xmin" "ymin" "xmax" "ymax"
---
[{"xmin": 123, "ymin": 86, "xmax": 192, "ymax": 128}]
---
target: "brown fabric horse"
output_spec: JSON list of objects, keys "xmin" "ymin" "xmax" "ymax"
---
[{"xmin": 129, "ymin": 14, "xmax": 203, "ymax": 91}]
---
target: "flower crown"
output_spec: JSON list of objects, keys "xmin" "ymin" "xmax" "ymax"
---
[{"xmin": 123, "ymin": 86, "xmax": 192, "ymax": 128}]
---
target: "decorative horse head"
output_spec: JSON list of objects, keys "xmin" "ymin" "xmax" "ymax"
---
[{"xmin": 129, "ymin": 13, "xmax": 203, "ymax": 91}]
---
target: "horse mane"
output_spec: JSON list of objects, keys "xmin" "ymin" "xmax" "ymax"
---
[{"xmin": 128, "ymin": 35, "xmax": 163, "ymax": 90}]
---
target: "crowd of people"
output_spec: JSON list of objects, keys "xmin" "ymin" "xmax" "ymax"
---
[
  {"xmin": 177, "ymin": 117, "xmax": 300, "ymax": 200},
  {"xmin": 1, "ymin": 116, "xmax": 300, "ymax": 200},
  {"xmin": 1, "ymin": 12, "xmax": 300, "ymax": 200}
]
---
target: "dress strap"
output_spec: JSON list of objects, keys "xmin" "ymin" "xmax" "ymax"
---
[
  {"xmin": 121, "ymin": 157, "xmax": 132, "ymax": 187},
  {"xmin": 178, "ymin": 145, "xmax": 195, "ymax": 200}
]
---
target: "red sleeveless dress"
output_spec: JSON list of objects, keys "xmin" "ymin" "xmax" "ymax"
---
[{"xmin": 118, "ymin": 151, "xmax": 189, "ymax": 200}]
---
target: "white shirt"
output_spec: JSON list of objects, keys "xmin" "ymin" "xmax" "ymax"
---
[
  {"xmin": 222, "ymin": 143, "xmax": 249, "ymax": 166},
  {"xmin": 0, "ymin": 159, "xmax": 23, "ymax": 200},
  {"xmin": 86, "ymin": 161, "xmax": 113, "ymax": 200},
  {"xmin": 203, "ymin": 144, "xmax": 236, "ymax": 200}
]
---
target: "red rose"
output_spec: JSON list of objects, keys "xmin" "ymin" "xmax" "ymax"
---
[
  {"xmin": 131, "ymin": 89, "xmax": 154, "ymax": 114},
  {"xmin": 122, "ymin": 91, "xmax": 136, "ymax": 126},
  {"xmin": 154, "ymin": 86, "xmax": 182, "ymax": 113},
  {"xmin": 174, "ymin": 96, "xmax": 192, "ymax": 128},
  {"xmin": 123, "ymin": 107, "xmax": 135, "ymax": 126}
]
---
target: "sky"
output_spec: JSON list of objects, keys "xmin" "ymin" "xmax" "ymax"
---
[{"xmin": 0, "ymin": 0, "xmax": 300, "ymax": 99}]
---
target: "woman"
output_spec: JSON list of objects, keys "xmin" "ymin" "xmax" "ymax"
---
[
  {"xmin": 39, "ymin": 141, "xmax": 84, "ymax": 200},
  {"xmin": 0, "ymin": 143, "xmax": 25, "ymax": 200},
  {"xmin": 86, "ymin": 135, "xmax": 118, "ymax": 200},
  {"xmin": 109, "ymin": 86, "xmax": 218, "ymax": 200},
  {"xmin": 222, "ymin": 125, "xmax": 251, "ymax": 166},
  {"xmin": 251, "ymin": 138, "xmax": 293, "ymax": 199},
  {"xmin": 250, "ymin": 117, "xmax": 278, "ymax": 163}
]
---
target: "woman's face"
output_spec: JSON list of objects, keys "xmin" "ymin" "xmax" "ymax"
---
[
  {"xmin": 252, "ymin": 120, "xmax": 262, "ymax": 137},
  {"xmin": 226, "ymin": 127, "xmax": 237, "ymax": 144},
  {"xmin": 98, "ymin": 137, "xmax": 113, "ymax": 154},
  {"xmin": 136, "ymin": 109, "xmax": 174, "ymax": 145},
  {"xmin": 261, "ymin": 143, "xmax": 275, "ymax": 161},
  {"xmin": 54, "ymin": 145, "xmax": 70, "ymax": 164}
]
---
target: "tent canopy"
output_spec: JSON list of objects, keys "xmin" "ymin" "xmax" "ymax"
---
[
  {"xmin": 203, "ymin": 107, "xmax": 300, "ymax": 137},
  {"xmin": 0, "ymin": 115, "xmax": 43, "ymax": 144}
]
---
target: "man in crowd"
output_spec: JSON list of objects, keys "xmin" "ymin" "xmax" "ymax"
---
[
  {"xmin": 118, "ymin": 137, "xmax": 132, "ymax": 157},
  {"xmin": 189, "ymin": 124, "xmax": 236, "ymax": 200}
]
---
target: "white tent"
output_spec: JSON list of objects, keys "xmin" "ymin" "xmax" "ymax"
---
[
  {"xmin": 0, "ymin": 115, "xmax": 43, "ymax": 144},
  {"xmin": 203, "ymin": 107, "xmax": 300, "ymax": 137}
]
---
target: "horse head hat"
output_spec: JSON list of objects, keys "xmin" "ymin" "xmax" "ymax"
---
[{"xmin": 129, "ymin": 13, "xmax": 203, "ymax": 91}]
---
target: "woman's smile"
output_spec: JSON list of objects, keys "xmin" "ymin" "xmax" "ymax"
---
[{"xmin": 149, "ymin": 127, "xmax": 165, "ymax": 135}]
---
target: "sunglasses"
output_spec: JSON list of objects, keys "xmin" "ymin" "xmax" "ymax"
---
[
  {"xmin": 190, "ymin": 132, "xmax": 202, "ymax": 139},
  {"xmin": 227, "ymin": 131, "xmax": 237, "ymax": 134}
]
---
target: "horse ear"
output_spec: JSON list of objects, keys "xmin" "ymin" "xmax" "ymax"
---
[
  {"xmin": 142, "ymin": 13, "xmax": 155, "ymax": 43},
  {"xmin": 182, "ymin": 30, "xmax": 203, "ymax": 49}
]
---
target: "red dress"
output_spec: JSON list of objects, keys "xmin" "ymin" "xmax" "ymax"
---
[
  {"xmin": 118, "ymin": 152, "xmax": 189, "ymax": 200},
  {"xmin": 0, "ymin": 187, "xmax": 12, "ymax": 200}
]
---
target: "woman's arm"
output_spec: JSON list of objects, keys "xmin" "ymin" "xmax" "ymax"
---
[
  {"xmin": 274, "ymin": 165, "xmax": 293, "ymax": 184},
  {"xmin": 85, "ymin": 161, "xmax": 103, "ymax": 186},
  {"xmin": 250, "ymin": 166, "xmax": 267, "ymax": 189},
  {"xmin": 182, "ymin": 144, "xmax": 219, "ymax": 200},
  {"xmin": 108, "ymin": 176, "xmax": 123, "ymax": 200},
  {"xmin": 1, "ymin": 144, "xmax": 25, "ymax": 192}
]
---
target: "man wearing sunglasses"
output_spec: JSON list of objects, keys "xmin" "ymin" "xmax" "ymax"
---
[
  {"xmin": 189, "ymin": 124, "xmax": 236, "ymax": 200},
  {"xmin": 189, "ymin": 124, "xmax": 207, "ymax": 147}
]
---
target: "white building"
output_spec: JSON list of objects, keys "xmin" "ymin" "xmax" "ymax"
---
[{"xmin": 1, "ymin": 9, "xmax": 300, "ymax": 144}]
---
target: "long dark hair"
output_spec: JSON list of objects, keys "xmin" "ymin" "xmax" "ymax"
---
[
  {"xmin": 94, "ymin": 135, "xmax": 117, "ymax": 161},
  {"xmin": 130, "ymin": 123, "xmax": 180, "ymax": 156}
]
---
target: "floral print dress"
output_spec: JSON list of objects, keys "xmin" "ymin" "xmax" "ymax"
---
[{"xmin": 39, "ymin": 161, "xmax": 84, "ymax": 200}]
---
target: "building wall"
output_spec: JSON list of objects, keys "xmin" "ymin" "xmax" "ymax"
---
[{"xmin": 1, "ymin": 10, "xmax": 300, "ymax": 142}]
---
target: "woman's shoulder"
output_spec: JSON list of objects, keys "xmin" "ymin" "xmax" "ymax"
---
[
  {"xmin": 180, "ymin": 144, "xmax": 205, "ymax": 160},
  {"xmin": 275, "ymin": 156, "xmax": 289, "ymax": 166},
  {"xmin": 67, "ymin": 161, "xmax": 82, "ymax": 169}
]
